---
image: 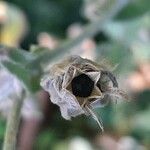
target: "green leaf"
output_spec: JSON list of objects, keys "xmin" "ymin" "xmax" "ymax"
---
[
  {"xmin": 133, "ymin": 108, "xmax": 150, "ymax": 132},
  {"xmin": 96, "ymin": 42, "xmax": 134, "ymax": 74},
  {"xmin": 1, "ymin": 60, "xmax": 41, "ymax": 93},
  {"xmin": 8, "ymin": 49, "xmax": 35, "ymax": 64},
  {"xmin": 0, "ymin": 119, "xmax": 5, "ymax": 138},
  {"xmin": 116, "ymin": 0, "xmax": 150, "ymax": 20},
  {"xmin": 103, "ymin": 14, "xmax": 150, "ymax": 46},
  {"xmin": 0, "ymin": 45, "xmax": 35, "ymax": 65}
]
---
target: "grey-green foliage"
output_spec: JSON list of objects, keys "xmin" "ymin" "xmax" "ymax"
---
[{"xmin": 0, "ymin": 0, "xmax": 150, "ymax": 149}]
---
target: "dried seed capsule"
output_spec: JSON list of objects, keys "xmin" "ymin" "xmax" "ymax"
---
[
  {"xmin": 71, "ymin": 74, "xmax": 94, "ymax": 97},
  {"xmin": 41, "ymin": 55, "xmax": 127, "ymax": 131}
]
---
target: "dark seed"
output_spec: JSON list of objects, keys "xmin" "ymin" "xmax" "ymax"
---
[{"xmin": 71, "ymin": 74, "xmax": 94, "ymax": 97}]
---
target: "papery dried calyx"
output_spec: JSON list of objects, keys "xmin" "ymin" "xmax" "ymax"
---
[{"xmin": 40, "ymin": 55, "xmax": 127, "ymax": 131}]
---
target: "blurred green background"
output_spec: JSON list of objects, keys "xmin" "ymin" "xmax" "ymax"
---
[{"xmin": 0, "ymin": 0, "xmax": 150, "ymax": 150}]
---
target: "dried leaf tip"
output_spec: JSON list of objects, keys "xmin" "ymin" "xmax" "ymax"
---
[{"xmin": 85, "ymin": 105, "xmax": 104, "ymax": 132}]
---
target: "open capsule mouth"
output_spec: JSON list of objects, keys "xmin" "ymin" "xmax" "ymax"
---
[{"xmin": 71, "ymin": 73, "xmax": 94, "ymax": 97}]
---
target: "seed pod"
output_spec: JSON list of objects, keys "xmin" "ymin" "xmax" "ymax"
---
[{"xmin": 41, "ymin": 55, "xmax": 126, "ymax": 131}]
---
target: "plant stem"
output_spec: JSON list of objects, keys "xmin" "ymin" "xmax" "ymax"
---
[{"xmin": 3, "ymin": 90, "xmax": 26, "ymax": 150}]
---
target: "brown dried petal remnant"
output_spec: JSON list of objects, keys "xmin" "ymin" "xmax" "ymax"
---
[{"xmin": 41, "ymin": 56, "xmax": 126, "ymax": 131}]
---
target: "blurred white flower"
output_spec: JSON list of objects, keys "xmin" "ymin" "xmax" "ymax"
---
[
  {"xmin": 68, "ymin": 137, "xmax": 93, "ymax": 150},
  {"xmin": 118, "ymin": 136, "xmax": 147, "ymax": 150},
  {"xmin": 37, "ymin": 32, "xmax": 59, "ymax": 50},
  {"xmin": 0, "ymin": 1, "xmax": 7, "ymax": 23},
  {"xmin": 41, "ymin": 56, "xmax": 125, "ymax": 131},
  {"xmin": 95, "ymin": 134, "xmax": 147, "ymax": 150},
  {"xmin": 67, "ymin": 23, "xmax": 83, "ymax": 39}
]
